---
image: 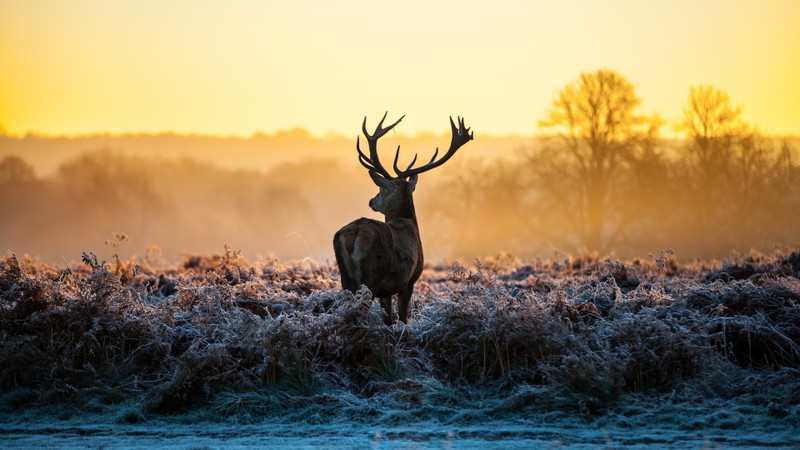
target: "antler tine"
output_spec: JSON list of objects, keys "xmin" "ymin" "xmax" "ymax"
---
[
  {"xmin": 393, "ymin": 146, "xmax": 417, "ymax": 175},
  {"xmin": 356, "ymin": 113, "xmax": 405, "ymax": 179},
  {"xmin": 356, "ymin": 136, "xmax": 376, "ymax": 170},
  {"xmin": 363, "ymin": 112, "xmax": 405, "ymax": 140},
  {"xmin": 393, "ymin": 116, "xmax": 473, "ymax": 179},
  {"xmin": 361, "ymin": 114, "xmax": 377, "ymax": 139},
  {"xmin": 392, "ymin": 146, "xmax": 442, "ymax": 175}
]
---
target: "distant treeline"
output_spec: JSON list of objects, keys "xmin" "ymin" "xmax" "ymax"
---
[
  {"xmin": 0, "ymin": 126, "xmax": 523, "ymax": 176},
  {"xmin": 1, "ymin": 70, "xmax": 798, "ymax": 263},
  {"xmin": 0, "ymin": 150, "xmax": 362, "ymax": 263},
  {"xmin": 1, "ymin": 139, "xmax": 797, "ymax": 264}
]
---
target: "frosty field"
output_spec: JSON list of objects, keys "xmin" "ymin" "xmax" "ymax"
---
[
  {"xmin": 1, "ymin": 250, "xmax": 799, "ymax": 448},
  {"xmin": 3, "ymin": 410, "xmax": 797, "ymax": 449}
]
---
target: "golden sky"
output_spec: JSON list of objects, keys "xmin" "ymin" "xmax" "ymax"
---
[{"xmin": 1, "ymin": 0, "xmax": 798, "ymax": 137}]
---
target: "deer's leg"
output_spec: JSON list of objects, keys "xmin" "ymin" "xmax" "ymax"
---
[
  {"xmin": 339, "ymin": 275, "xmax": 358, "ymax": 293},
  {"xmin": 379, "ymin": 296, "xmax": 394, "ymax": 325},
  {"xmin": 333, "ymin": 232, "xmax": 359, "ymax": 293},
  {"xmin": 397, "ymin": 286, "xmax": 413, "ymax": 324}
]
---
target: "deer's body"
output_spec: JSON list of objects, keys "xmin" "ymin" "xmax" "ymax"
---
[
  {"xmin": 334, "ymin": 114, "xmax": 472, "ymax": 325},
  {"xmin": 334, "ymin": 216, "xmax": 423, "ymax": 322}
]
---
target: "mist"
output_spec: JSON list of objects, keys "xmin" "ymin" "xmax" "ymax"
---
[
  {"xmin": 0, "ymin": 131, "xmax": 526, "ymax": 264},
  {"xmin": 1, "ymin": 129, "xmax": 798, "ymax": 265}
]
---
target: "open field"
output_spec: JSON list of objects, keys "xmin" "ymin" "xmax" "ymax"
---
[{"xmin": 1, "ymin": 249, "xmax": 799, "ymax": 447}]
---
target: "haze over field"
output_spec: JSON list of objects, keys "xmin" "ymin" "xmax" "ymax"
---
[{"xmin": 1, "ymin": 128, "xmax": 798, "ymax": 264}]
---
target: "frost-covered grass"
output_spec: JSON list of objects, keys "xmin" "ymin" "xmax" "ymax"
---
[{"xmin": 1, "ymin": 249, "xmax": 799, "ymax": 446}]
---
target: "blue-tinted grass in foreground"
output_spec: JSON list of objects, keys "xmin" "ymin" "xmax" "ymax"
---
[{"xmin": 1, "ymin": 250, "xmax": 799, "ymax": 448}]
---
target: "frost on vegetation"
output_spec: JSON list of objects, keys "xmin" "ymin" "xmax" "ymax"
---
[{"xmin": 0, "ymin": 249, "xmax": 799, "ymax": 425}]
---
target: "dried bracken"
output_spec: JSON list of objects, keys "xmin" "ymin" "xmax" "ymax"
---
[{"xmin": 1, "ymin": 249, "xmax": 799, "ymax": 420}]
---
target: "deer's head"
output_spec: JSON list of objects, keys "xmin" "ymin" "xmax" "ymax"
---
[
  {"xmin": 357, "ymin": 113, "xmax": 473, "ymax": 221},
  {"xmin": 368, "ymin": 171, "xmax": 417, "ymax": 217}
]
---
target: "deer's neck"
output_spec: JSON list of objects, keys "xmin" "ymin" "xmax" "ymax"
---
[{"xmin": 385, "ymin": 196, "xmax": 418, "ymax": 226}]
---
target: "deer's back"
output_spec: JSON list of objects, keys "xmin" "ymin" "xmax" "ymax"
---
[{"xmin": 333, "ymin": 217, "xmax": 422, "ymax": 296}]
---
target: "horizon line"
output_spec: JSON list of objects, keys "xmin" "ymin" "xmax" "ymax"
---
[
  {"xmin": 0, "ymin": 127, "xmax": 540, "ymax": 141},
  {"xmin": 2, "ymin": 126, "xmax": 799, "ymax": 141}
]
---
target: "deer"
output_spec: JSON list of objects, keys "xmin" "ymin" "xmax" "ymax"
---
[{"xmin": 333, "ymin": 113, "xmax": 473, "ymax": 325}]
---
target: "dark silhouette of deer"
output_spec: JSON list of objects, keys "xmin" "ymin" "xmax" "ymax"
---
[{"xmin": 334, "ymin": 113, "xmax": 473, "ymax": 324}]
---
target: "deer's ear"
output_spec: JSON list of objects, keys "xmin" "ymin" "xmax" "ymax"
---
[
  {"xmin": 369, "ymin": 170, "xmax": 391, "ymax": 188},
  {"xmin": 407, "ymin": 174, "xmax": 418, "ymax": 191}
]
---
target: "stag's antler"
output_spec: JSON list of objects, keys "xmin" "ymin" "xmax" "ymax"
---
[
  {"xmin": 356, "ymin": 113, "xmax": 473, "ymax": 180},
  {"xmin": 393, "ymin": 116, "xmax": 473, "ymax": 179},
  {"xmin": 356, "ymin": 112, "xmax": 404, "ymax": 179}
]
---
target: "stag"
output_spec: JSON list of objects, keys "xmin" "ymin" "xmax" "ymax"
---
[{"xmin": 334, "ymin": 113, "xmax": 473, "ymax": 325}]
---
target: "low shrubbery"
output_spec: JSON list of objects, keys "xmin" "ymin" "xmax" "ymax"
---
[{"xmin": 1, "ymin": 249, "xmax": 799, "ymax": 420}]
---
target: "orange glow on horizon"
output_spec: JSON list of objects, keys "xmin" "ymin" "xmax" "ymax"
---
[{"xmin": 1, "ymin": 0, "xmax": 798, "ymax": 138}]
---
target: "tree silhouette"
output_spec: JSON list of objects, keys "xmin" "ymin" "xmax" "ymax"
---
[
  {"xmin": 676, "ymin": 85, "xmax": 797, "ymax": 255},
  {"xmin": 421, "ymin": 157, "xmax": 532, "ymax": 259},
  {"xmin": 677, "ymin": 86, "xmax": 744, "ymax": 222},
  {"xmin": 0, "ymin": 156, "xmax": 36, "ymax": 184},
  {"xmin": 532, "ymin": 69, "xmax": 662, "ymax": 253}
]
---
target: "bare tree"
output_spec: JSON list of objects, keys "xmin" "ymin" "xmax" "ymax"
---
[
  {"xmin": 531, "ymin": 69, "xmax": 662, "ymax": 253},
  {"xmin": 676, "ymin": 85, "xmax": 797, "ymax": 254},
  {"xmin": 677, "ymin": 85, "xmax": 745, "ymax": 227},
  {"xmin": 0, "ymin": 156, "xmax": 41, "ymax": 245},
  {"xmin": 420, "ymin": 157, "xmax": 533, "ymax": 259},
  {"xmin": 0, "ymin": 156, "xmax": 36, "ymax": 184}
]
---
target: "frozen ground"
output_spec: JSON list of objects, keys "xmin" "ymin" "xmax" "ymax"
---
[
  {"xmin": 2, "ymin": 400, "xmax": 798, "ymax": 449},
  {"xmin": 1, "ymin": 421, "xmax": 796, "ymax": 449}
]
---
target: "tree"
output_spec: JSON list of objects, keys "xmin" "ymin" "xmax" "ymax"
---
[
  {"xmin": 531, "ymin": 69, "xmax": 663, "ymax": 253},
  {"xmin": 54, "ymin": 151, "xmax": 165, "ymax": 247},
  {"xmin": 420, "ymin": 157, "xmax": 533, "ymax": 259},
  {"xmin": 0, "ymin": 155, "xmax": 36, "ymax": 184},
  {"xmin": 0, "ymin": 156, "xmax": 45, "ymax": 258},
  {"xmin": 677, "ymin": 86, "xmax": 745, "ymax": 217},
  {"xmin": 676, "ymin": 85, "xmax": 797, "ymax": 255}
]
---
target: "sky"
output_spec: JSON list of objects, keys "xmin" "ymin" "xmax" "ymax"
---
[{"xmin": 1, "ymin": 0, "xmax": 798, "ymax": 137}]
